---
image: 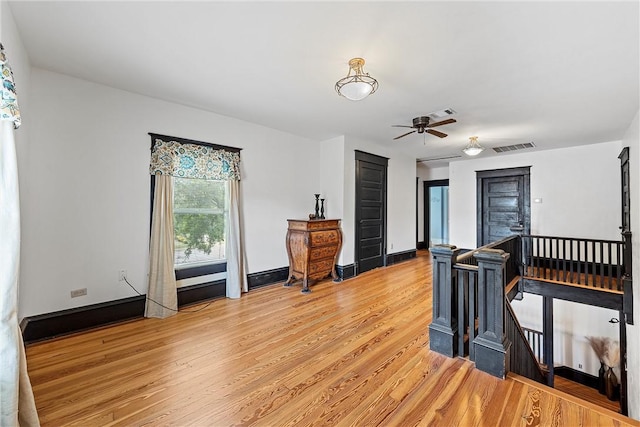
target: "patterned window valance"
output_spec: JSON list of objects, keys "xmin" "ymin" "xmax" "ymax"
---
[
  {"xmin": 0, "ymin": 43, "xmax": 21, "ymax": 129},
  {"xmin": 149, "ymin": 135, "xmax": 241, "ymax": 181}
]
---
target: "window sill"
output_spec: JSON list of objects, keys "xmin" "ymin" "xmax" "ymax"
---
[{"xmin": 175, "ymin": 262, "xmax": 227, "ymax": 281}]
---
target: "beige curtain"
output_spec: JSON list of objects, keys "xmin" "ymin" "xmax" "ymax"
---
[
  {"xmin": 145, "ymin": 175, "xmax": 178, "ymax": 318},
  {"xmin": 226, "ymin": 179, "xmax": 248, "ymax": 298},
  {"xmin": 0, "ymin": 120, "xmax": 39, "ymax": 426}
]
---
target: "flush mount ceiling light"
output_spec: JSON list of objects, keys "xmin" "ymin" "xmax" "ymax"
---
[
  {"xmin": 463, "ymin": 136, "xmax": 485, "ymax": 156},
  {"xmin": 335, "ymin": 57, "xmax": 379, "ymax": 101}
]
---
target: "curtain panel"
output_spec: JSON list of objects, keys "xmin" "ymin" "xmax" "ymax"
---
[
  {"xmin": 1, "ymin": 43, "xmax": 21, "ymax": 129},
  {"xmin": 1, "ymin": 43, "xmax": 39, "ymax": 426},
  {"xmin": 150, "ymin": 138, "xmax": 241, "ymax": 181}
]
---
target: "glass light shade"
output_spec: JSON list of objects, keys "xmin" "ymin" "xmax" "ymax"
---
[
  {"xmin": 338, "ymin": 81, "xmax": 373, "ymax": 101},
  {"xmin": 335, "ymin": 58, "xmax": 378, "ymax": 101},
  {"xmin": 463, "ymin": 137, "xmax": 484, "ymax": 156}
]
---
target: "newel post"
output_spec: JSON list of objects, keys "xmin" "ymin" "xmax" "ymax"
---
[
  {"xmin": 429, "ymin": 244, "xmax": 460, "ymax": 357},
  {"xmin": 473, "ymin": 248, "xmax": 512, "ymax": 379}
]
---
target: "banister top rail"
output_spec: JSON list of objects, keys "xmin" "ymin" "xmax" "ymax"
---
[
  {"xmin": 522, "ymin": 234, "xmax": 623, "ymax": 245},
  {"xmin": 455, "ymin": 235, "xmax": 520, "ymax": 265}
]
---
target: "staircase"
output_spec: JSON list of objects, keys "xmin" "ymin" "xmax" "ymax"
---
[{"xmin": 428, "ymin": 233, "xmax": 633, "ymax": 415}]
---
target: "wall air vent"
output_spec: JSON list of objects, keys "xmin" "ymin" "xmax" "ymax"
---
[
  {"xmin": 417, "ymin": 154, "xmax": 462, "ymax": 163},
  {"xmin": 493, "ymin": 142, "xmax": 536, "ymax": 153}
]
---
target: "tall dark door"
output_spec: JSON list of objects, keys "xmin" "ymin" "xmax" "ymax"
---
[
  {"xmin": 620, "ymin": 147, "xmax": 630, "ymax": 232},
  {"xmin": 355, "ymin": 151, "xmax": 387, "ymax": 274},
  {"xmin": 477, "ymin": 167, "xmax": 530, "ymax": 246}
]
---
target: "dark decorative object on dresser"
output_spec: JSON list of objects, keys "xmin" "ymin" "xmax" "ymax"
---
[
  {"xmin": 314, "ymin": 194, "xmax": 320, "ymax": 218},
  {"xmin": 283, "ymin": 219, "xmax": 343, "ymax": 293}
]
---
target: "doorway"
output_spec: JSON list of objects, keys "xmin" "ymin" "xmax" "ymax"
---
[
  {"xmin": 355, "ymin": 150, "xmax": 388, "ymax": 275},
  {"xmin": 424, "ymin": 179, "xmax": 450, "ymax": 247},
  {"xmin": 477, "ymin": 167, "xmax": 531, "ymax": 246}
]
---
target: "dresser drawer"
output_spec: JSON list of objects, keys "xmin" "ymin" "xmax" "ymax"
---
[
  {"xmin": 309, "ymin": 245, "xmax": 339, "ymax": 261},
  {"xmin": 309, "ymin": 259, "xmax": 334, "ymax": 275},
  {"xmin": 310, "ymin": 230, "xmax": 340, "ymax": 246}
]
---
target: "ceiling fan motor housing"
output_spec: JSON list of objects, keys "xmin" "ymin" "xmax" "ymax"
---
[{"xmin": 413, "ymin": 116, "xmax": 430, "ymax": 128}]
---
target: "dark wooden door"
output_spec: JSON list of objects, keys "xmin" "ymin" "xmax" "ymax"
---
[
  {"xmin": 355, "ymin": 151, "xmax": 387, "ymax": 274},
  {"xmin": 477, "ymin": 167, "xmax": 530, "ymax": 246},
  {"xmin": 620, "ymin": 147, "xmax": 630, "ymax": 232}
]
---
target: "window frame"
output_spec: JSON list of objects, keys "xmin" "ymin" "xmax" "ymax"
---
[{"xmin": 148, "ymin": 133, "xmax": 241, "ymax": 281}]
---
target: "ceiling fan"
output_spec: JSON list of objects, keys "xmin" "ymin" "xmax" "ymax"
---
[{"xmin": 392, "ymin": 116, "xmax": 457, "ymax": 140}]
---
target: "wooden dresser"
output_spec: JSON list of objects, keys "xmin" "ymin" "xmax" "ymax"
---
[{"xmin": 284, "ymin": 219, "xmax": 343, "ymax": 293}]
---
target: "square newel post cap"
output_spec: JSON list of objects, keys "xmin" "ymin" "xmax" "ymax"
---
[
  {"xmin": 474, "ymin": 248, "xmax": 510, "ymax": 264},
  {"xmin": 430, "ymin": 244, "xmax": 459, "ymax": 256}
]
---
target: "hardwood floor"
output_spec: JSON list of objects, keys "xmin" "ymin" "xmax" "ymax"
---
[{"xmin": 26, "ymin": 251, "xmax": 638, "ymax": 426}]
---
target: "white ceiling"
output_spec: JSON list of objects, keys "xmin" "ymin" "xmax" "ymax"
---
[{"xmin": 8, "ymin": 1, "xmax": 640, "ymax": 165}]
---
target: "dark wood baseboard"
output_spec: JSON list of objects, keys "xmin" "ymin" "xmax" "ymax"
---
[
  {"xmin": 386, "ymin": 249, "xmax": 417, "ymax": 265},
  {"xmin": 417, "ymin": 241, "xmax": 427, "ymax": 250},
  {"xmin": 555, "ymin": 366, "xmax": 599, "ymax": 389},
  {"xmin": 177, "ymin": 280, "xmax": 225, "ymax": 306},
  {"xmin": 21, "ymin": 296, "xmax": 146, "ymax": 344},
  {"xmin": 336, "ymin": 264, "xmax": 356, "ymax": 280},
  {"xmin": 22, "ymin": 280, "xmax": 225, "ymax": 344},
  {"xmin": 247, "ymin": 266, "xmax": 289, "ymax": 289}
]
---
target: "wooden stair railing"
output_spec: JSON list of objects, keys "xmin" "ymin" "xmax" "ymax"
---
[
  {"xmin": 521, "ymin": 235, "xmax": 624, "ymax": 291},
  {"xmin": 506, "ymin": 301, "xmax": 546, "ymax": 384},
  {"xmin": 522, "ymin": 327, "xmax": 544, "ymax": 364},
  {"xmin": 430, "ymin": 236, "xmax": 521, "ymax": 361},
  {"xmin": 429, "ymin": 232, "xmax": 632, "ymax": 415}
]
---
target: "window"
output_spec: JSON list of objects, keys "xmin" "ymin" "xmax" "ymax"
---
[
  {"xmin": 173, "ymin": 177, "xmax": 227, "ymax": 267},
  {"xmin": 148, "ymin": 133, "xmax": 241, "ymax": 282}
]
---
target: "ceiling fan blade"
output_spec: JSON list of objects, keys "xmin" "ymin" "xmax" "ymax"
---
[
  {"xmin": 427, "ymin": 118, "xmax": 457, "ymax": 128},
  {"xmin": 426, "ymin": 129, "xmax": 448, "ymax": 138},
  {"xmin": 391, "ymin": 125, "xmax": 414, "ymax": 128},
  {"xmin": 393, "ymin": 130, "xmax": 417, "ymax": 140}
]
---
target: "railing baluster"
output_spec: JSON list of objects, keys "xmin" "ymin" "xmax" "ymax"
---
[
  {"xmin": 617, "ymin": 242, "xmax": 623, "ymax": 289},
  {"xmin": 469, "ymin": 271, "xmax": 476, "ymax": 361},
  {"xmin": 590, "ymin": 240, "xmax": 596, "ymax": 287},
  {"xmin": 532, "ymin": 237, "xmax": 542, "ymax": 277},
  {"xmin": 569, "ymin": 239, "xmax": 574, "ymax": 282},
  {"xmin": 457, "ymin": 269, "xmax": 468, "ymax": 357},
  {"xmin": 577, "ymin": 240, "xmax": 582, "ymax": 284},
  {"xmin": 562, "ymin": 239, "xmax": 567, "ymax": 282},
  {"xmin": 600, "ymin": 241, "xmax": 605, "ymax": 289},
  {"xmin": 607, "ymin": 243, "xmax": 612, "ymax": 290}
]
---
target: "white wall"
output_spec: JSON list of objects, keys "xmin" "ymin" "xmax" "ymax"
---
[
  {"xmin": 19, "ymin": 68, "xmax": 319, "ymax": 318},
  {"xmin": 319, "ymin": 136, "xmax": 345, "ymax": 224},
  {"xmin": 449, "ymin": 141, "xmax": 622, "ymax": 249},
  {"xmin": 340, "ymin": 136, "xmax": 416, "ymax": 266},
  {"xmin": 622, "ymin": 110, "xmax": 640, "ymax": 419},
  {"xmin": 18, "ymin": 68, "xmax": 419, "ymax": 319},
  {"xmin": 511, "ymin": 295, "xmax": 620, "ymax": 379}
]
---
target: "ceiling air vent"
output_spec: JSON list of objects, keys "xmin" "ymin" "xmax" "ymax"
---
[
  {"xmin": 428, "ymin": 108, "xmax": 456, "ymax": 120},
  {"xmin": 493, "ymin": 142, "xmax": 536, "ymax": 153},
  {"xmin": 417, "ymin": 154, "xmax": 462, "ymax": 163}
]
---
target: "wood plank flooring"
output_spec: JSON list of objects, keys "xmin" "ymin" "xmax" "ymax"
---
[{"xmin": 26, "ymin": 251, "xmax": 638, "ymax": 426}]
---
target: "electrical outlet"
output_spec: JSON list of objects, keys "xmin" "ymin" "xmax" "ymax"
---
[
  {"xmin": 119, "ymin": 270, "xmax": 127, "ymax": 282},
  {"xmin": 390, "ymin": 243, "xmax": 394, "ymax": 250},
  {"xmin": 70, "ymin": 288, "xmax": 87, "ymax": 298},
  {"xmin": 578, "ymin": 363, "xmax": 583, "ymax": 369}
]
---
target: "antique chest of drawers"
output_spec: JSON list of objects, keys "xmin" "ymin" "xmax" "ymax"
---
[{"xmin": 283, "ymin": 219, "xmax": 343, "ymax": 293}]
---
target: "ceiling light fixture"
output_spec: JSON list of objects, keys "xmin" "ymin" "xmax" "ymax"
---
[
  {"xmin": 335, "ymin": 57, "xmax": 378, "ymax": 101},
  {"xmin": 463, "ymin": 136, "xmax": 485, "ymax": 156}
]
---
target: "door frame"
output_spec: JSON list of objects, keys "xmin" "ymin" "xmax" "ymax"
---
[
  {"xmin": 476, "ymin": 166, "xmax": 531, "ymax": 247},
  {"xmin": 424, "ymin": 179, "xmax": 449, "ymax": 248},
  {"xmin": 355, "ymin": 150, "xmax": 388, "ymax": 274}
]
